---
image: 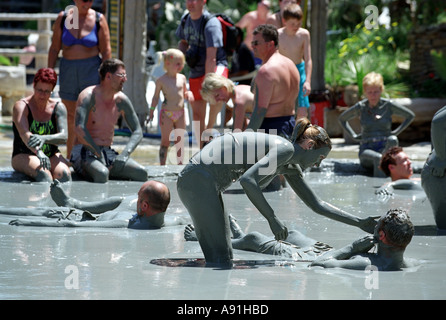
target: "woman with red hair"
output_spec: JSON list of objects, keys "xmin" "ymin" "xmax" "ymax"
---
[{"xmin": 12, "ymin": 68, "xmax": 71, "ymax": 182}]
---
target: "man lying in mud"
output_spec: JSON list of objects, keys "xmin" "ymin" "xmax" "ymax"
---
[
  {"xmin": 6, "ymin": 180, "xmax": 186, "ymax": 229},
  {"xmin": 184, "ymin": 209, "xmax": 416, "ymax": 271}
]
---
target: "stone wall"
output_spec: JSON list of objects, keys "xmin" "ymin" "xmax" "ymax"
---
[{"xmin": 409, "ymin": 23, "xmax": 446, "ymax": 89}]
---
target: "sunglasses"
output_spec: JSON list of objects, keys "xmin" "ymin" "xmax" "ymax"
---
[{"xmin": 82, "ymin": 0, "xmax": 94, "ymax": 3}]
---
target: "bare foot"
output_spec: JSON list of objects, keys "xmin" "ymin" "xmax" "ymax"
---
[
  {"xmin": 50, "ymin": 179, "xmax": 73, "ymax": 207},
  {"xmin": 184, "ymin": 224, "xmax": 198, "ymax": 241}
]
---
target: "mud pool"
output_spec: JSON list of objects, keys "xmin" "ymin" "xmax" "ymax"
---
[{"xmin": 0, "ymin": 162, "xmax": 444, "ymax": 300}]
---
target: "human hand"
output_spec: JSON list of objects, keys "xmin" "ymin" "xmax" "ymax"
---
[
  {"xmin": 112, "ymin": 154, "xmax": 128, "ymax": 172},
  {"xmin": 268, "ymin": 216, "xmax": 288, "ymax": 241},
  {"xmin": 303, "ymin": 81, "xmax": 311, "ymax": 97},
  {"xmin": 36, "ymin": 149, "xmax": 51, "ymax": 171},
  {"xmin": 358, "ymin": 215, "xmax": 380, "ymax": 234},
  {"xmin": 351, "ymin": 235, "xmax": 375, "ymax": 253},
  {"xmin": 28, "ymin": 134, "xmax": 45, "ymax": 149}
]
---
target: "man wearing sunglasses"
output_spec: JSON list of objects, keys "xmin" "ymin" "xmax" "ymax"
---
[
  {"xmin": 71, "ymin": 58, "xmax": 148, "ymax": 183},
  {"xmin": 246, "ymin": 24, "xmax": 300, "ymax": 140}
]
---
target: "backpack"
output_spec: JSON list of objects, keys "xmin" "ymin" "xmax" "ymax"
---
[{"xmin": 181, "ymin": 12, "xmax": 239, "ymax": 57}]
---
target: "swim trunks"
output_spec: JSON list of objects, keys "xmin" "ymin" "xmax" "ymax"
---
[
  {"xmin": 161, "ymin": 108, "xmax": 184, "ymax": 123},
  {"xmin": 70, "ymin": 144, "xmax": 118, "ymax": 175},
  {"xmin": 259, "ymin": 115, "xmax": 296, "ymax": 139},
  {"xmin": 296, "ymin": 61, "xmax": 310, "ymax": 108},
  {"xmin": 59, "ymin": 55, "xmax": 101, "ymax": 101},
  {"xmin": 359, "ymin": 136, "xmax": 387, "ymax": 156},
  {"xmin": 190, "ymin": 65, "xmax": 228, "ymax": 101}
]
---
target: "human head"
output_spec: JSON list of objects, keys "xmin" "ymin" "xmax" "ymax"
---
[
  {"xmin": 290, "ymin": 118, "xmax": 332, "ymax": 169},
  {"xmin": 282, "ymin": 3, "xmax": 303, "ymax": 22},
  {"xmin": 252, "ymin": 24, "xmax": 279, "ymax": 47},
  {"xmin": 99, "ymin": 58, "xmax": 126, "ymax": 81},
  {"xmin": 200, "ymin": 73, "xmax": 235, "ymax": 105},
  {"xmin": 162, "ymin": 48, "xmax": 185, "ymax": 72},
  {"xmin": 279, "ymin": 0, "xmax": 298, "ymax": 12},
  {"xmin": 186, "ymin": 0, "xmax": 206, "ymax": 17},
  {"xmin": 137, "ymin": 180, "xmax": 171, "ymax": 216},
  {"xmin": 375, "ymin": 208, "xmax": 414, "ymax": 249},
  {"xmin": 380, "ymin": 146, "xmax": 413, "ymax": 180},
  {"xmin": 33, "ymin": 68, "xmax": 57, "ymax": 90},
  {"xmin": 363, "ymin": 72, "xmax": 384, "ymax": 106},
  {"xmin": 291, "ymin": 117, "xmax": 332, "ymax": 150},
  {"xmin": 258, "ymin": 0, "xmax": 271, "ymax": 14}
]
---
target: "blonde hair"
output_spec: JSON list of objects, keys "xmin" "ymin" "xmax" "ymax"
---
[
  {"xmin": 158, "ymin": 48, "xmax": 185, "ymax": 71},
  {"xmin": 291, "ymin": 118, "xmax": 332, "ymax": 150},
  {"xmin": 200, "ymin": 73, "xmax": 235, "ymax": 104},
  {"xmin": 362, "ymin": 72, "xmax": 384, "ymax": 91}
]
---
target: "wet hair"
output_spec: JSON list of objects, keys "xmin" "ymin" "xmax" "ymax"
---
[
  {"xmin": 378, "ymin": 208, "xmax": 414, "ymax": 249},
  {"xmin": 200, "ymin": 73, "xmax": 235, "ymax": 105},
  {"xmin": 291, "ymin": 118, "xmax": 332, "ymax": 150},
  {"xmin": 99, "ymin": 58, "xmax": 126, "ymax": 80},
  {"xmin": 379, "ymin": 146, "xmax": 404, "ymax": 177},
  {"xmin": 33, "ymin": 68, "xmax": 57, "ymax": 88},
  {"xmin": 363, "ymin": 72, "xmax": 384, "ymax": 91},
  {"xmin": 282, "ymin": 3, "xmax": 303, "ymax": 21},
  {"xmin": 142, "ymin": 181, "xmax": 171, "ymax": 212},
  {"xmin": 253, "ymin": 24, "xmax": 279, "ymax": 47},
  {"xmin": 160, "ymin": 48, "xmax": 185, "ymax": 71}
]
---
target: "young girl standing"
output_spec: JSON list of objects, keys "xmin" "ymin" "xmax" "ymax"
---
[{"xmin": 149, "ymin": 49, "xmax": 194, "ymax": 165}]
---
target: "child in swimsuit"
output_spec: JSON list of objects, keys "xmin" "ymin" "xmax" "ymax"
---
[
  {"xmin": 277, "ymin": 3, "xmax": 312, "ymax": 119},
  {"xmin": 149, "ymin": 49, "xmax": 194, "ymax": 165}
]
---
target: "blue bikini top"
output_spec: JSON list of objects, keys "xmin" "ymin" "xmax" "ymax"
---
[{"xmin": 61, "ymin": 12, "xmax": 100, "ymax": 48}]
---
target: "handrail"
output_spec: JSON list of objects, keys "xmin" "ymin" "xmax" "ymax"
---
[{"xmin": 0, "ymin": 13, "xmax": 58, "ymax": 75}]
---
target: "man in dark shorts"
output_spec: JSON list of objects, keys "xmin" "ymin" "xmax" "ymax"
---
[{"xmin": 246, "ymin": 24, "xmax": 300, "ymax": 140}]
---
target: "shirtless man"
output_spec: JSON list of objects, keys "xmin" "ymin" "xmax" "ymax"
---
[
  {"xmin": 71, "ymin": 58, "xmax": 148, "ymax": 183},
  {"xmin": 375, "ymin": 146, "xmax": 423, "ymax": 197},
  {"xmin": 247, "ymin": 24, "xmax": 300, "ymax": 139},
  {"xmin": 8, "ymin": 180, "xmax": 187, "ymax": 229},
  {"xmin": 311, "ymin": 209, "xmax": 417, "ymax": 271},
  {"xmin": 236, "ymin": 0, "xmax": 271, "ymax": 65}
]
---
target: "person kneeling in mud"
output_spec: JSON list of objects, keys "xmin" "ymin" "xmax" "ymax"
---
[{"xmin": 7, "ymin": 180, "xmax": 186, "ymax": 229}]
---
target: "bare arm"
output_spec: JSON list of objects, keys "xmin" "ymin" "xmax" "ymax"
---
[
  {"xmin": 47, "ymin": 12, "xmax": 64, "ymax": 68},
  {"xmin": 310, "ymin": 236, "xmax": 375, "ymax": 270},
  {"xmin": 389, "ymin": 101, "xmax": 415, "ymax": 136},
  {"xmin": 74, "ymin": 90, "xmax": 102, "ymax": 157},
  {"xmin": 303, "ymin": 31, "xmax": 312, "ymax": 96},
  {"xmin": 338, "ymin": 104, "xmax": 361, "ymax": 140},
  {"xmin": 205, "ymin": 47, "xmax": 217, "ymax": 74},
  {"xmin": 27, "ymin": 102, "xmax": 68, "ymax": 149},
  {"xmin": 149, "ymin": 78, "xmax": 162, "ymax": 121},
  {"xmin": 239, "ymin": 143, "xmax": 294, "ymax": 240},
  {"xmin": 115, "ymin": 94, "xmax": 143, "ymax": 161},
  {"xmin": 97, "ymin": 13, "xmax": 112, "ymax": 60},
  {"xmin": 246, "ymin": 85, "xmax": 269, "ymax": 131}
]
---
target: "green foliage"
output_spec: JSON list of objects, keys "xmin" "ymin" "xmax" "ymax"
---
[
  {"xmin": 326, "ymin": 19, "xmax": 410, "ymax": 100},
  {"xmin": 0, "ymin": 55, "xmax": 12, "ymax": 66},
  {"xmin": 431, "ymin": 50, "xmax": 446, "ymax": 81}
]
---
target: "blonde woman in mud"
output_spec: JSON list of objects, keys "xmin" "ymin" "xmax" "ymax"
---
[{"xmin": 177, "ymin": 118, "xmax": 379, "ymax": 268}]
